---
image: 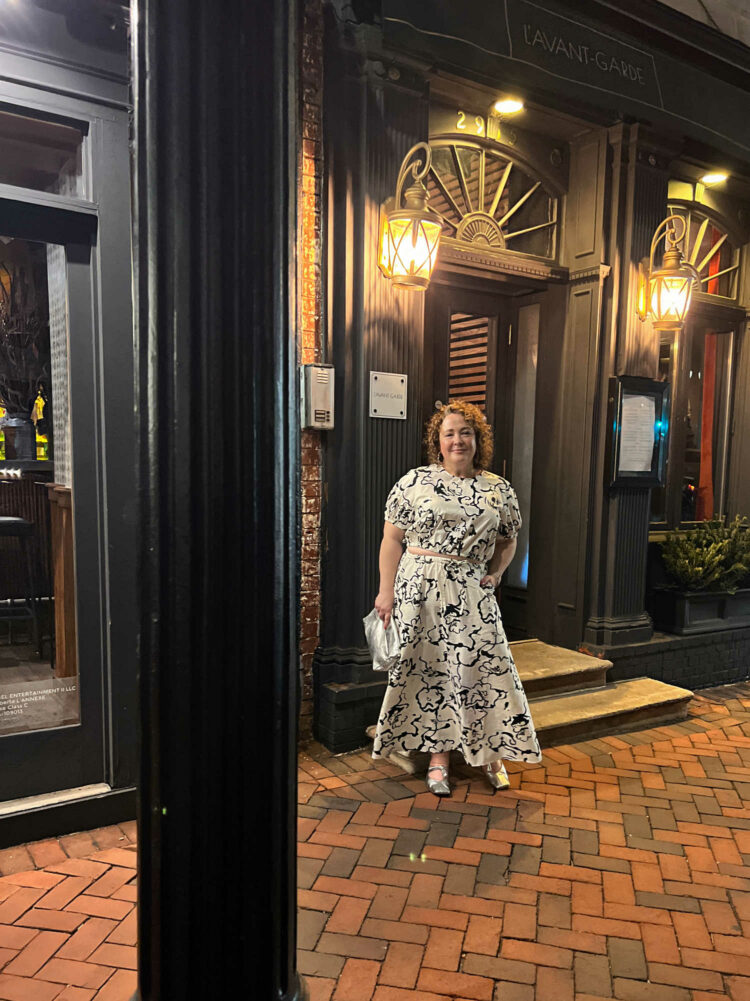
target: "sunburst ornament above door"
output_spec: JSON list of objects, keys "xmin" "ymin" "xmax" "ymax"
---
[{"xmin": 425, "ymin": 140, "xmax": 558, "ymax": 261}]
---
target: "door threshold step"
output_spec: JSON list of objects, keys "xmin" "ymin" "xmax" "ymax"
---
[
  {"xmin": 0, "ymin": 783, "xmax": 112, "ymax": 818},
  {"xmin": 512, "ymin": 639, "xmax": 610, "ymax": 697},
  {"xmin": 531, "ymin": 677, "xmax": 692, "ymax": 747}
]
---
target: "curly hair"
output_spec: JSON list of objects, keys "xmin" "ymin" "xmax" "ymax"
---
[{"xmin": 424, "ymin": 400, "xmax": 494, "ymax": 470}]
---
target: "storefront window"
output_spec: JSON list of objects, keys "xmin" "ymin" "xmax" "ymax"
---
[
  {"xmin": 651, "ymin": 323, "xmax": 734, "ymax": 530},
  {"xmin": 0, "ymin": 236, "xmax": 80, "ymax": 736},
  {"xmin": 0, "ymin": 108, "xmax": 85, "ymax": 197}
]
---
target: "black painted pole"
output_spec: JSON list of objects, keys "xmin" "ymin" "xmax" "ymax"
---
[{"xmin": 132, "ymin": 0, "xmax": 303, "ymax": 997}]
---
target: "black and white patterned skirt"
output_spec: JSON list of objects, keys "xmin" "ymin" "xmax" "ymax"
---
[{"xmin": 372, "ymin": 553, "xmax": 542, "ymax": 767}]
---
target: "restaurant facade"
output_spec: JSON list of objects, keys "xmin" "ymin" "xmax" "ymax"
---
[
  {"xmin": 0, "ymin": 0, "xmax": 749, "ymax": 996},
  {"xmin": 304, "ymin": 0, "xmax": 750, "ymax": 752}
]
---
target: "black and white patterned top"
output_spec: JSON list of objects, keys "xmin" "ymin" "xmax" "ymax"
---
[{"xmin": 384, "ymin": 464, "xmax": 521, "ymax": 562}]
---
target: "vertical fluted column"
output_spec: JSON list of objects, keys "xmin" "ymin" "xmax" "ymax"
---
[
  {"xmin": 133, "ymin": 1, "xmax": 304, "ymax": 998},
  {"xmin": 321, "ymin": 34, "xmax": 428, "ymax": 651},
  {"xmin": 585, "ymin": 125, "xmax": 678, "ymax": 648}
]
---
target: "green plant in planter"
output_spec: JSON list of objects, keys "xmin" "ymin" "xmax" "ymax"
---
[{"xmin": 661, "ymin": 516, "xmax": 750, "ymax": 593}]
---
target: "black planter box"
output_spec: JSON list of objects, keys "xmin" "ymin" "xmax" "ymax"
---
[{"xmin": 651, "ymin": 587, "xmax": 750, "ymax": 635}]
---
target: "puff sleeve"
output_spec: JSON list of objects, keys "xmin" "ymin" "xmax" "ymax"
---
[
  {"xmin": 499, "ymin": 482, "xmax": 522, "ymax": 539},
  {"xmin": 384, "ymin": 475, "xmax": 413, "ymax": 531}
]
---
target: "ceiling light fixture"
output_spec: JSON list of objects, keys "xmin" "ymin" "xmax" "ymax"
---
[
  {"xmin": 700, "ymin": 171, "xmax": 729, "ymax": 186},
  {"xmin": 492, "ymin": 98, "xmax": 524, "ymax": 115}
]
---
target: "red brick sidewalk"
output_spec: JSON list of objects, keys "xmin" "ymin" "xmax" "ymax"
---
[
  {"xmin": 0, "ymin": 822, "xmax": 137, "ymax": 1000},
  {"xmin": 4, "ymin": 683, "xmax": 750, "ymax": 1000},
  {"xmin": 298, "ymin": 683, "xmax": 750, "ymax": 1001}
]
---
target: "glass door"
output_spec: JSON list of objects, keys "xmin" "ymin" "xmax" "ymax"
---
[{"xmin": 0, "ymin": 201, "xmax": 103, "ymax": 802}]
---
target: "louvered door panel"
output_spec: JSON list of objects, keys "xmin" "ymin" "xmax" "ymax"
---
[{"xmin": 449, "ymin": 313, "xmax": 490, "ymax": 410}]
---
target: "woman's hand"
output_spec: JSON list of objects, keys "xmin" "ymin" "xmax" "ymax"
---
[
  {"xmin": 375, "ymin": 589, "xmax": 394, "ymax": 629},
  {"xmin": 480, "ymin": 572, "xmax": 500, "ymax": 590}
]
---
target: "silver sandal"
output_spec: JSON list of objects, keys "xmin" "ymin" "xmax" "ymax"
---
[
  {"xmin": 483, "ymin": 761, "xmax": 510, "ymax": 790},
  {"xmin": 426, "ymin": 764, "xmax": 451, "ymax": 797}
]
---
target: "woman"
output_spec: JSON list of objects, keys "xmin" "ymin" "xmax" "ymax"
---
[{"xmin": 372, "ymin": 400, "xmax": 541, "ymax": 796}]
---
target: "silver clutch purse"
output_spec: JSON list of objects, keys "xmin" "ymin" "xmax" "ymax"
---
[{"xmin": 363, "ymin": 608, "xmax": 401, "ymax": 671}]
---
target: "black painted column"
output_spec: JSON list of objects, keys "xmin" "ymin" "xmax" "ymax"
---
[
  {"xmin": 133, "ymin": 1, "xmax": 304, "ymax": 999},
  {"xmin": 585, "ymin": 125, "xmax": 678, "ymax": 648}
]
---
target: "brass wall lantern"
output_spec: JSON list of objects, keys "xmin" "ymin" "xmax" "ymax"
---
[
  {"xmin": 378, "ymin": 142, "xmax": 441, "ymax": 290},
  {"xmin": 637, "ymin": 214, "xmax": 700, "ymax": 329}
]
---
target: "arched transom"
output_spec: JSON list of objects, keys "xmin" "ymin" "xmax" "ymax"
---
[
  {"xmin": 668, "ymin": 203, "xmax": 740, "ymax": 301},
  {"xmin": 425, "ymin": 140, "xmax": 558, "ymax": 261}
]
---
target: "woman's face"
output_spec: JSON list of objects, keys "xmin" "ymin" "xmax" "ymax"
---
[{"xmin": 439, "ymin": 412, "xmax": 477, "ymax": 466}]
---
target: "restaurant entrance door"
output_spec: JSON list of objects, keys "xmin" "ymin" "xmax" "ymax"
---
[
  {"xmin": 424, "ymin": 280, "xmax": 542, "ymax": 639},
  {"xmin": 0, "ymin": 199, "xmax": 106, "ymax": 804}
]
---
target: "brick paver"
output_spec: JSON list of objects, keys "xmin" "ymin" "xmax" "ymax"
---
[
  {"xmin": 297, "ymin": 682, "xmax": 750, "ymax": 1000},
  {"xmin": 7, "ymin": 684, "xmax": 750, "ymax": 998},
  {"xmin": 0, "ymin": 825, "xmax": 136, "ymax": 998}
]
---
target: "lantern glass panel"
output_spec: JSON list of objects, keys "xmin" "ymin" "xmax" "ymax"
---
[
  {"xmin": 649, "ymin": 273, "xmax": 693, "ymax": 326},
  {"xmin": 388, "ymin": 215, "xmax": 441, "ymax": 288},
  {"xmin": 378, "ymin": 207, "xmax": 393, "ymax": 277}
]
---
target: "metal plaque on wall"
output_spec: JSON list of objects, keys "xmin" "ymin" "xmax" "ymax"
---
[{"xmin": 369, "ymin": 372, "xmax": 407, "ymax": 420}]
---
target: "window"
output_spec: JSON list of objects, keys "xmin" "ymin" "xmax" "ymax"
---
[
  {"xmin": 651, "ymin": 319, "xmax": 735, "ymax": 529},
  {"xmin": 0, "ymin": 235, "xmax": 80, "ymax": 736},
  {"xmin": 0, "ymin": 107, "xmax": 86, "ymax": 198}
]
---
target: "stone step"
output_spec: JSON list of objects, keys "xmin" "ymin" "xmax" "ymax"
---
[
  {"xmin": 512, "ymin": 639, "xmax": 609, "ymax": 697},
  {"xmin": 530, "ymin": 677, "xmax": 692, "ymax": 747}
]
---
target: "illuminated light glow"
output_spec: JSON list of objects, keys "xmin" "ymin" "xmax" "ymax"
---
[
  {"xmin": 648, "ymin": 269, "xmax": 696, "ymax": 329},
  {"xmin": 378, "ymin": 142, "xmax": 442, "ymax": 291},
  {"xmin": 385, "ymin": 214, "xmax": 441, "ymax": 290},
  {"xmin": 636, "ymin": 266, "xmax": 648, "ymax": 319},
  {"xmin": 377, "ymin": 201, "xmax": 393, "ymax": 277},
  {"xmin": 493, "ymin": 98, "xmax": 524, "ymax": 114},
  {"xmin": 520, "ymin": 551, "xmax": 529, "ymax": 588},
  {"xmin": 637, "ymin": 214, "xmax": 699, "ymax": 329},
  {"xmin": 700, "ymin": 172, "xmax": 728, "ymax": 186}
]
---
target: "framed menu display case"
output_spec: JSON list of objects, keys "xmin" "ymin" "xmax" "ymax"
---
[{"xmin": 608, "ymin": 376, "xmax": 670, "ymax": 488}]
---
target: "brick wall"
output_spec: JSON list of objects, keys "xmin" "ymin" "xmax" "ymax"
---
[
  {"xmin": 298, "ymin": 0, "xmax": 324, "ymax": 743},
  {"xmin": 600, "ymin": 628, "xmax": 750, "ymax": 692}
]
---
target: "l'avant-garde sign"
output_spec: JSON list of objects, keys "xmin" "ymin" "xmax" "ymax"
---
[
  {"xmin": 384, "ymin": 0, "xmax": 662, "ymax": 108},
  {"xmin": 506, "ymin": 1, "xmax": 662, "ymax": 107},
  {"xmin": 369, "ymin": 372, "xmax": 408, "ymax": 420}
]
